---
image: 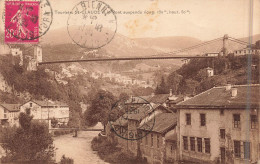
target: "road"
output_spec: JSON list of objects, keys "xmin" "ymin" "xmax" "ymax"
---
[{"xmin": 54, "ymin": 131, "xmax": 108, "ymax": 164}]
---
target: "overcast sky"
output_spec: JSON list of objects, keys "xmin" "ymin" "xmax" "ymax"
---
[{"xmin": 0, "ymin": 0, "xmax": 259, "ymax": 40}]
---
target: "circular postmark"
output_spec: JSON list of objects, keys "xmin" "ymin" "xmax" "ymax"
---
[
  {"xmin": 4, "ymin": 0, "xmax": 53, "ymax": 41},
  {"xmin": 67, "ymin": 0, "xmax": 117, "ymax": 49},
  {"xmin": 108, "ymin": 97, "xmax": 155, "ymax": 140}
]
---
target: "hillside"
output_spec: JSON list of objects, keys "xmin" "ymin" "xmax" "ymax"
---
[{"xmin": 155, "ymin": 55, "xmax": 260, "ymax": 96}]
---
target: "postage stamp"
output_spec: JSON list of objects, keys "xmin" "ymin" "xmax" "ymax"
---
[
  {"xmin": 5, "ymin": 1, "xmax": 40, "ymax": 43},
  {"xmin": 108, "ymin": 97, "xmax": 155, "ymax": 140},
  {"xmin": 67, "ymin": 0, "xmax": 117, "ymax": 49},
  {"xmin": 3, "ymin": 0, "xmax": 53, "ymax": 43}
]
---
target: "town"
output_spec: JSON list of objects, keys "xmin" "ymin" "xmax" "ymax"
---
[{"xmin": 0, "ymin": 32, "xmax": 260, "ymax": 164}]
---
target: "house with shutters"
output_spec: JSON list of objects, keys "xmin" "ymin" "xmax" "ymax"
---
[
  {"xmin": 176, "ymin": 84, "xmax": 260, "ymax": 164},
  {"xmin": 19, "ymin": 100, "xmax": 69, "ymax": 126},
  {"xmin": 0, "ymin": 104, "xmax": 20, "ymax": 126},
  {"xmin": 138, "ymin": 113, "xmax": 178, "ymax": 164}
]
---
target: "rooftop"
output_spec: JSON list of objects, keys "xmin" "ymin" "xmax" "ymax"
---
[
  {"xmin": 138, "ymin": 113, "xmax": 177, "ymax": 134},
  {"xmin": 22, "ymin": 100, "xmax": 68, "ymax": 107},
  {"xmin": 177, "ymin": 84, "xmax": 260, "ymax": 108},
  {"xmin": 125, "ymin": 96, "xmax": 152, "ymax": 104},
  {"xmin": 147, "ymin": 94, "xmax": 169, "ymax": 104},
  {"xmin": 0, "ymin": 104, "xmax": 20, "ymax": 112}
]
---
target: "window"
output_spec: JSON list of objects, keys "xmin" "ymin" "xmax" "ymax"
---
[
  {"xmin": 170, "ymin": 141, "xmax": 176, "ymax": 153},
  {"xmin": 234, "ymin": 141, "xmax": 241, "ymax": 158},
  {"xmin": 220, "ymin": 129, "xmax": 225, "ymax": 139},
  {"xmin": 30, "ymin": 103, "xmax": 32, "ymax": 107},
  {"xmin": 205, "ymin": 138, "xmax": 210, "ymax": 154},
  {"xmin": 145, "ymin": 135, "xmax": 148, "ymax": 145},
  {"xmin": 183, "ymin": 136, "xmax": 188, "ymax": 150},
  {"xmin": 157, "ymin": 134, "xmax": 160, "ymax": 148},
  {"xmin": 200, "ymin": 114, "xmax": 206, "ymax": 126},
  {"xmin": 151, "ymin": 133, "xmax": 153, "ymax": 147},
  {"xmin": 220, "ymin": 109, "xmax": 224, "ymax": 115},
  {"xmin": 197, "ymin": 138, "xmax": 202, "ymax": 152},
  {"xmin": 186, "ymin": 113, "xmax": 191, "ymax": 125},
  {"xmin": 244, "ymin": 142, "xmax": 250, "ymax": 159},
  {"xmin": 190, "ymin": 137, "xmax": 195, "ymax": 151},
  {"xmin": 251, "ymin": 115, "xmax": 257, "ymax": 129},
  {"xmin": 26, "ymin": 108, "xmax": 31, "ymax": 115},
  {"xmin": 233, "ymin": 114, "xmax": 240, "ymax": 128},
  {"xmin": 171, "ymin": 145, "xmax": 174, "ymax": 153}
]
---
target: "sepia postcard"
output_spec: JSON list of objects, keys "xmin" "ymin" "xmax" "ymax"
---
[{"xmin": 0, "ymin": 0, "xmax": 259, "ymax": 164}]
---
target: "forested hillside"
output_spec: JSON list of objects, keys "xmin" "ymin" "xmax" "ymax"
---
[{"xmin": 155, "ymin": 55, "xmax": 260, "ymax": 95}]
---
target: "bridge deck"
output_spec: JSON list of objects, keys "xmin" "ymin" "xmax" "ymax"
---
[{"xmin": 39, "ymin": 56, "xmax": 215, "ymax": 65}]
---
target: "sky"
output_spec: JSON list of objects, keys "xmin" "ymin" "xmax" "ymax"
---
[{"xmin": 0, "ymin": 0, "xmax": 259, "ymax": 41}]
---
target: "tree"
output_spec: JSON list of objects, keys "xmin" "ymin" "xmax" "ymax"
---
[
  {"xmin": 19, "ymin": 112, "xmax": 33, "ymax": 130},
  {"xmin": 155, "ymin": 77, "xmax": 168, "ymax": 94},
  {"xmin": 119, "ymin": 92, "xmax": 130, "ymax": 101},
  {"xmin": 84, "ymin": 90, "xmax": 115, "ymax": 129},
  {"xmin": 167, "ymin": 72, "xmax": 183, "ymax": 94},
  {"xmin": 51, "ymin": 118, "xmax": 59, "ymax": 128},
  {"xmin": 2, "ymin": 113, "xmax": 54, "ymax": 162}
]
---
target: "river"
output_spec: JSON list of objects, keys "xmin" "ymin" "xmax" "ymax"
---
[{"xmin": 54, "ymin": 131, "xmax": 109, "ymax": 164}]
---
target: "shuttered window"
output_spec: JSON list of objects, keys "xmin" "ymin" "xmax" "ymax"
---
[
  {"xmin": 197, "ymin": 138, "xmax": 202, "ymax": 152},
  {"xmin": 200, "ymin": 114, "xmax": 206, "ymax": 126},
  {"xmin": 205, "ymin": 138, "xmax": 210, "ymax": 154},
  {"xmin": 251, "ymin": 115, "xmax": 257, "ymax": 129},
  {"xmin": 186, "ymin": 113, "xmax": 191, "ymax": 125},
  {"xmin": 234, "ymin": 140, "xmax": 241, "ymax": 158},
  {"xmin": 183, "ymin": 136, "xmax": 188, "ymax": 150},
  {"xmin": 233, "ymin": 114, "xmax": 240, "ymax": 128},
  {"xmin": 190, "ymin": 137, "xmax": 195, "ymax": 151}
]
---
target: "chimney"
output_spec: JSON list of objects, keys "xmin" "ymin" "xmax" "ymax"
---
[
  {"xmin": 231, "ymin": 88, "xmax": 238, "ymax": 98},
  {"xmin": 226, "ymin": 84, "xmax": 232, "ymax": 91},
  {"xmin": 169, "ymin": 89, "xmax": 173, "ymax": 96}
]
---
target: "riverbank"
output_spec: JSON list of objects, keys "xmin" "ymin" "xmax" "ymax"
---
[
  {"xmin": 54, "ymin": 131, "xmax": 107, "ymax": 164},
  {"xmin": 91, "ymin": 136, "xmax": 147, "ymax": 164}
]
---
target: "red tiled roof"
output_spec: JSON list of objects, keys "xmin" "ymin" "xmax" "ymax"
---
[
  {"xmin": 138, "ymin": 113, "xmax": 177, "ymax": 134},
  {"xmin": 177, "ymin": 84, "xmax": 260, "ymax": 108},
  {"xmin": 0, "ymin": 104, "xmax": 20, "ymax": 112}
]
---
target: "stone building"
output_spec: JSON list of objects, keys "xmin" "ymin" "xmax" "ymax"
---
[
  {"xmin": 27, "ymin": 45, "xmax": 42, "ymax": 71},
  {"xmin": 138, "ymin": 113, "xmax": 178, "ymax": 164},
  {"xmin": 0, "ymin": 104, "xmax": 20, "ymax": 127},
  {"xmin": 234, "ymin": 48, "xmax": 260, "ymax": 56},
  {"xmin": 165, "ymin": 129, "xmax": 178, "ymax": 163},
  {"xmin": 11, "ymin": 48, "xmax": 23, "ymax": 66},
  {"xmin": 176, "ymin": 84, "xmax": 260, "ymax": 164},
  {"xmin": 20, "ymin": 100, "xmax": 69, "ymax": 126}
]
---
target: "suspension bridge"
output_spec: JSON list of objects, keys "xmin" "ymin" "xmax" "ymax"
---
[{"xmin": 38, "ymin": 34, "xmax": 253, "ymax": 65}]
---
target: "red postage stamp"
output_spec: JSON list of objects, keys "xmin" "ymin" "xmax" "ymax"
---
[{"xmin": 5, "ymin": 1, "xmax": 39, "ymax": 43}]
